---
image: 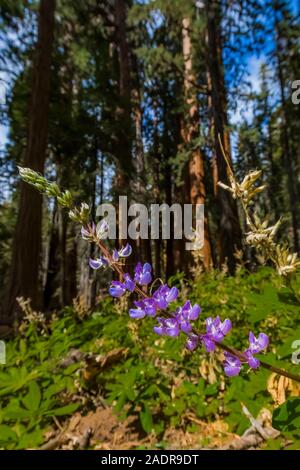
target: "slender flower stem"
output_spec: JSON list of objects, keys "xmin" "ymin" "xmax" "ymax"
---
[{"xmin": 90, "ymin": 227, "xmax": 300, "ymax": 384}]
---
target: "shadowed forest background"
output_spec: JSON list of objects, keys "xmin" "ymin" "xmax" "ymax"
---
[{"xmin": 0, "ymin": 0, "xmax": 300, "ymax": 451}]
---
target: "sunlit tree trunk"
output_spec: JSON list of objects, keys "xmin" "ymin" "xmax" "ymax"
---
[{"xmin": 182, "ymin": 16, "xmax": 212, "ymax": 270}]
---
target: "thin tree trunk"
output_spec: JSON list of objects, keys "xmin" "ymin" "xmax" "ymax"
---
[
  {"xmin": 182, "ymin": 16, "xmax": 212, "ymax": 270},
  {"xmin": 152, "ymin": 104, "xmax": 161, "ymax": 278},
  {"xmin": 44, "ymin": 202, "xmax": 60, "ymax": 310},
  {"xmin": 4, "ymin": 0, "xmax": 56, "ymax": 319},
  {"xmin": 132, "ymin": 56, "xmax": 152, "ymax": 265}
]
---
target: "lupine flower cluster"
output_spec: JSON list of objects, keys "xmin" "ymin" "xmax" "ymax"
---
[
  {"xmin": 88, "ymin": 231, "xmax": 269, "ymax": 378},
  {"xmin": 18, "ymin": 166, "xmax": 300, "ymax": 385}
]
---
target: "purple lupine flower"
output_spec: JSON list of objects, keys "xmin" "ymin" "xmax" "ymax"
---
[
  {"xmin": 153, "ymin": 300, "xmax": 201, "ymax": 337},
  {"xmin": 81, "ymin": 223, "xmax": 96, "ymax": 241},
  {"xmin": 153, "ymin": 317, "xmax": 180, "ymax": 337},
  {"xmin": 129, "ymin": 302, "xmax": 146, "ymax": 319},
  {"xmin": 152, "ymin": 284, "xmax": 179, "ymax": 309},
  {"xmin": 244, "ymin": 350, "xmax": 261, "ymax": 369},
  {"xmin": 248, "ymin": 332, "xmax": 269, "ymax": 354},
  {"xmin": 118, "ymin": 243, "xmax": 132, "ymax": 258},
  {"xmin": 123, "ymin": 273, "xmax": 135, "ymax": 292},
  {"xmin": 174, "ymin": 302, "xmax": 198, "ymax": 334},
  {"xmin": 201, "ymin": 336, "xmax": 216, "ymax": 352},
  {"xmin": 181, "ymin": 301, "xmax": 201, "ymax": 321},
  {"xmin": 109, "ymin": 281, "xmax": 126, "ymax": 298},
  {"xmin": 112, "ymin": 249, "xmax": 119, "ymax": 262},
  {"xmin": 129, "ymin": 298, "xmax": 157, "ymax": 319},
  {"xmin": 185, "ymin": 333, "xmax": 200, "ymax": 351},
  {"xmin": 89, "ymin": 256, "xmax": 108, "ymax": 269},
  {"xmin": 243, "ymin": 331, "xmax": 269, "ymax": 369},
  {"xmin": 201, "ymin": 316, "xmax": 232, "ymax": 352},
  {"xmin": 96, "ymin": 220, "xmax": 109, "ymax": 239},
  {"xmin": 223, "ymin": 352, "xmax": 242, "ymax": 377},
  {"xmin": 139, "ymin": 298, "xmax": 157, "ymax": 316},
  {"xmin": 134, "ymin": 262, "xmax": 152, "ymax": 286},
  {"xmin": 81, "ymin": 226, "xmax": 91, "ymax": 240}
]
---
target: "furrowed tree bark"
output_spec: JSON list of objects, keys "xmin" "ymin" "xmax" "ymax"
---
[
  {"xmin": 182, "ymin": 16, "xmax": 212, "ymax": 270},
  {"xmin": 205, "ymin": 0, "xmax": 242, "ymax": 273},
  {"xmin": 4, "ymin": 0, "xmax": 56, "ymax": 320}
]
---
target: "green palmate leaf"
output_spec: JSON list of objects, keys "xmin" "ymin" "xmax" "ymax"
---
[
  {"xmin": 272, "ymin": 398, "xmax": 300, "ymax": 432},
  {"xmin": 44, "ymin": 402, "xmax": 80, "ymax": 417},
  {"xmin": 22, "ymin": 382, "xmax": 41, "ymax": 412},
  {"xmin": 16, "ymin": 428, "xmax": 44, "ymax": 449},
  {"xmin": 140, "ymin": 405, "xmax": 154, "ymax": 434},
  {"xmin": 0, "ymin": 425, "xmax": 18, "ymax": 443}
]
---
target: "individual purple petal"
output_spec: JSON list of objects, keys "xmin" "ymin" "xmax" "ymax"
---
[
  {"xmin": 118, "ymin": 243, "xmax": 132, "ymax": 258},
  {"xmin": 123, "ymin": 273, "xmax": 135, "ymax": 292},
  {"xmin": 185, "ymin": 333, "xmax": 200, "ymax": 351},
  {"xmin": 257, "ymin": 333, "xmax": 269, "ymax": 350},
  {"xmin": 155, "ymin": 296, "xmax": 168, "ymax": 310},
  {"xmin": 180, "ymin": 320, "xmax": 192, "ymax": 334},
  {"xmin": 223, "ymin": 353, "xmax": 242, "ymax": 377},
  {"xmin": 139, "ymin": 271, "xmax": 152, "ymax": 285},
  {"xmin": 201, "ymin": 335, "xmax": 216, "ymax": 352},
  {"xmin": 129, "ymin": 307, "xmax": 146, "ymax": 319},
  {"xmin": 89, "ymin": 257, "xmax": 108, "ymax": 270},
  {"xmin": 153, "ymin": 324, "xmax": 165, "ymax": 335},
  {"xmin": 164, "ymin": 318, "xmax": 180, "ymax": 337},
  {"xmin": 244, "ymin": 350, "xmax": 260, "ymax": 369},
  {"xmin": 220, "ymin": 319, "xmax": 232, "ymax": 335},
  {"xmin": 166, "ymin": 286, "xmax": 179, "ymax": 303},
  {"xmin": 143, "ymin": 262, "xmax": 152, "ymax": 272},
  {"xmin": 134, "ymin": 262, "xmax": 152, "ymax": 285},
  {"xmin": 248, "ymin": 355, "xmax": 260, "ymax": 369},
  {"xmin": 189, "ymin": 303, "xmax": 201, "ymax": 320},
  {"xmin": 135, "ymin": 262, "xmax": 142, "ymax": 274},
  {"xmin": 109, "ymin": 281, "xmax": 126, "ymax": 298},
  {"xmin": 97, "ymin": 220, "xmax": 109, "ymax": 238},
  {"xmin": 112, "ymin": 249, "xmax": 119, "ymax": 262},
  {"xmin": 143, "ymin": 299, "xmax": 157, "ymax": 317},
  {"xmin": 81, "ymin": 226, "xmax": 91, "ymax": 240}
]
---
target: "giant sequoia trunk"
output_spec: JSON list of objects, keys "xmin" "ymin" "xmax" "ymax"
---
[
  {"xmin": 181, "ymin": 16, "xmax": 212, "ymax": 270},
  {"xmin": 5, "ymin": 0, "xmax": 56, "ymax": 319},
  {"xmin": 205, "ymin": 0, "xmax": 242, "ymax": 273}
]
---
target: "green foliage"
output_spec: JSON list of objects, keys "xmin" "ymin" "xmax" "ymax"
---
[
  {"xmin": 272, "ymin": 398, "xmax": 300, "ymax": 437},
  {"xmin": 1, "ymin": 268, "xmax": 300, "ymax": 449}
]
